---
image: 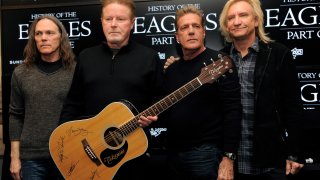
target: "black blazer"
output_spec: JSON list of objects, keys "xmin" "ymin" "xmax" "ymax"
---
[{"xmin": 221, "ymin": 41, "xmax": 303, "ymax": 167}]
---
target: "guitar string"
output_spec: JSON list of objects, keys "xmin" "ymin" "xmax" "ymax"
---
[
  {"xmin": 100, "ymin": 58, "xmax": 230, "ymax": 146},
  {"xmin": 52, "ymin": 58, "xmax": 231, "ymax": 177},
  {"xmin": 84, "ymin": 58, "xmax": 230, "ymax": 150}
]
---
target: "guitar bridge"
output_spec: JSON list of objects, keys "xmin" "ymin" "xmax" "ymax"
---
[{"xmin": 81, "ymin": 139, "xmax": 102, "ymax": 166}]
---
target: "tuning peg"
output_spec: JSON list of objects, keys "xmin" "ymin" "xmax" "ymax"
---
[
  {"xmin": 209, "ymin": 58, "xmax": 216, "ymax": 67},
  {"xmin": 203, "ymin": 62, "xmax": 207, "ymax": 67},
  {"xmin": 218, "ymin": 54, "xmax": 223, "ymax": 60}
]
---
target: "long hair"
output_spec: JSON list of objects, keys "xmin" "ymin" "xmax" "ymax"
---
[
  {"xmin": 100, "ymin": 0, "xmax": 136, "ymax": 19},
  {"xmin": 23, "ymin": 15, "xmax": 75, "ymax": 69},
  {"xmin": 219, "ymin": 0, "xmax": 272, "ymax": 43}
]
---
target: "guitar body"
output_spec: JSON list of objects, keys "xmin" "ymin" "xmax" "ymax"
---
[{"xmin": 49, "ymin": 102, "xmax": 148, "ymax": 180}]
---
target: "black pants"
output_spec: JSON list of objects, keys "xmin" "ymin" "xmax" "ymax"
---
[{"xmin": 235, "ymin": 168, "xmax": 287, "ymax": 180}]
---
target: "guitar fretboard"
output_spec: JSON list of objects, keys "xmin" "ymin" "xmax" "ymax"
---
[{"xmin": 120, "ymin": 77, "xmax": 202, "ymax": 136}]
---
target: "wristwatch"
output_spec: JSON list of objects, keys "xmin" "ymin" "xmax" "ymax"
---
[
  {"xmin": 224, "ymin": 152, "xmax": 236, "ymax": 160},
  {"xmin": 287, "ymin": 155, "xmax": 299, "ymax": 162}
]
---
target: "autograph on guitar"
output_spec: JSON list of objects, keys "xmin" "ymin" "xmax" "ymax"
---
[{"xmin": 49, "ymin": 55, "xmax": 234, "ymax": 179}]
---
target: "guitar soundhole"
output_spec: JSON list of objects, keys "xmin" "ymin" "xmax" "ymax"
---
[{"xmin": 104, "ymin": 127, "xmax": 124, "ymax": 147}]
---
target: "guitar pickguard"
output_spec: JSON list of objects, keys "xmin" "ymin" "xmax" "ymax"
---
[{"xmin": 100, "ymin": 141, "xmax": 128, "ymax": 167}]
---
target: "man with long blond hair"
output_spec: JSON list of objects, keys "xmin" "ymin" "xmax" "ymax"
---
[{"xmin": 219, "ymin": 0, "xmax": 304, "ymax": 179}]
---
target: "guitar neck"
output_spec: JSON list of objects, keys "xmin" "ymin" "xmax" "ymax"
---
[
  {"xmin": 119, "ymin": 55, "xmax": 232, "ymax": 137},
  {"xmin": 146, "ymin": 77, "xmax": 202, "ymax": 116},
  {"xmin": 120, "ymin": 77, "xmax": 202, "ymax": 136}
]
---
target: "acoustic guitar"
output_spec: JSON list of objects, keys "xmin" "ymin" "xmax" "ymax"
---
[{"xmin": 49, "ymin": 55, "xmax": 233, "ymax": 179}]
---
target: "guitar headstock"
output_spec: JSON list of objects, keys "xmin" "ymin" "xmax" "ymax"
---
[{"xmin": 198, "ymin": 55, "xmax": 233, "ymax": 84}]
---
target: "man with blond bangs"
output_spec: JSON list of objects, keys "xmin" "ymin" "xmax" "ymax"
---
[{"xmin": 219, "ymin": 0, "xmax": 304, "ymax": 179}]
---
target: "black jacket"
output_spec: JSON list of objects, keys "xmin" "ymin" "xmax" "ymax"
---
[
  {"xmin": 163, "ymin": 48, "xmax": 242, "ymax": 154},
  {"xmin": 221, "ymin": 41, "xmax": 303, "ymax": 167},
  {"xmin": 60, "ymin": 40, "xmax": 164, "ymax": 123}
]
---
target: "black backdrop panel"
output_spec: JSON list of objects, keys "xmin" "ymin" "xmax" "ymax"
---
[
  {"xmin": 298, "ymin": 66, "xmax": 320, "ymax": 127},
  {"xmin": 262, "ymin": 0, "xmax": 320, "ymax": 66},
  {"xmin": 133, "ymin": 0, "xmax": 225, "ymax": 59}
]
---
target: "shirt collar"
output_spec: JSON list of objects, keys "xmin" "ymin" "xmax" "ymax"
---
[{"xmin": 230, "ymin": 37, "xmax": 260, "ymax": 55}]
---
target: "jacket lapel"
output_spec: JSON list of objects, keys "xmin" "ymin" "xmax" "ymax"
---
[{"xmin": 254, "ymin": 42, "xmax": 271, "ymax": 100}]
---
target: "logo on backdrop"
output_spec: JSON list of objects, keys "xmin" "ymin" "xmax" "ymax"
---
[
  {"xmin": 7, "ymin": 6, "xmax": 99, "ymax": 67},
  {"xmin": 133, "ymin": 1, "xmax": 220, "ymax": 60},
  {"xmin": 298, "ymin": 71, "xmax": 320, "ymax": 110},
  {"xmin": 291, "ymin": 47, "xmax": 303, "ymax": 59},
  {"xmin": 265, "ymin": 0, "xmax": 320, "ymax": 40},
  {"xmin": 18, "ymin": 12, "xmax": 92, "ymax": 48},
  {"xmin": 149, "ymin": 128, "xmax": 167, "ymax": 138},
  {"xmin": 134, "ymin": 3, "xmax": 218, "ymax": 45}
]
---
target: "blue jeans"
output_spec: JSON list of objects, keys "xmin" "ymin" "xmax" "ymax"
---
[
  {"xmin": 167, "ymin": 143, "xmax": 223, "ymax": 180},
  {"xmin": 21, "ymin": 159, "xmax": 64, "ymax": 180}
]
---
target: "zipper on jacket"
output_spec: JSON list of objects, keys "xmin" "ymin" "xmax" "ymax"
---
[
  {"xmin": 275, "ymin": 109, "xmax": 286, "ymax": 142},
  {"xmin": 111, "ymin": 54, "xmax": 116, "ymax": 75}
]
